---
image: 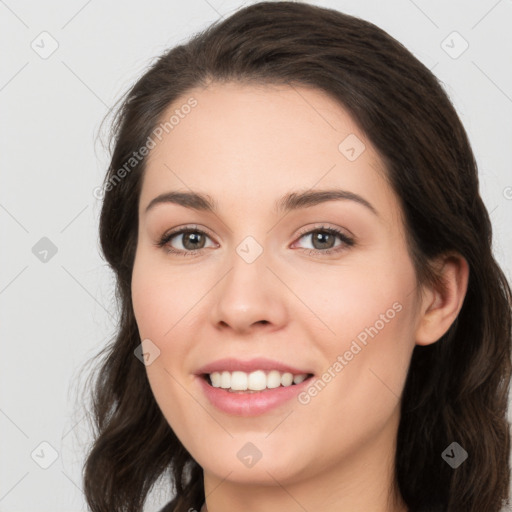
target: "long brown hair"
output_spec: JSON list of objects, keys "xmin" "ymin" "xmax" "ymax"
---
[{"xmin": 81, "ymin": 2, "xmax": 512, "ymax": 511}]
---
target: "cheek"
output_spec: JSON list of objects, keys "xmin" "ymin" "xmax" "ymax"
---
[
  {"xmin": 308, "ymin": 253, "xmax": 418, "ymax": 401},
  {"xmin": 131, "ymin": 257, "xmax": 198, "ymax": 436},
  {"xmin": 297, "ymin": 292, "xmax": 416, "ymax": 464},
  {"xmin": 302, "ymin": 257, "xmax": 412, "ymax": 343},
  {"xmin": 131, "ymin": 252, "xmax": 201, "ymax": 381},
  {"xmin": 131, "ymin": 251, "xmax": 186, "ymax": 339},
  {"xmin": 131, "ymin": 277, "xmax": 163, "ymax": 340}
]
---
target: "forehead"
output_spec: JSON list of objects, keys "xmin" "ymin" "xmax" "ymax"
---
[{"xmin": 139, "ymin": 82, "xmax": 398, "ymax": 224}]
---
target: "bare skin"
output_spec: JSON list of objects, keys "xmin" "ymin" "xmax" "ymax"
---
[{"xmin": 131, "ymin": 82, "xmax": 469, "ymax": 512}]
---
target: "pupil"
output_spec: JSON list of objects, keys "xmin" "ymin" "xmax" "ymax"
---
[
  {"xmin": 184, "ymin": 232, "xmax": 204, "ymax": 250},
  {"xmin": 314, "ymin": 232, "xmax": 333, "ymax": 249}
]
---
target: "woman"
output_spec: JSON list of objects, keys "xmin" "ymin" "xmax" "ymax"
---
[{"xmin": 82, "ymin": 2, "xmax": 512, "ymax": 511}]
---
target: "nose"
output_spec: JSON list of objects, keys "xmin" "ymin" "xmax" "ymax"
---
[{"xmin": 210, "ymin": 247, "xmax": 288, "ymax": 336}]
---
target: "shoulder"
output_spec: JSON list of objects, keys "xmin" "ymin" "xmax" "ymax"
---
[
  {"xmin": 156, "ymin": 498, "xmax": 204, "ymax": 512},
  {"xmin": 157, "ymin": 498, "xmax": 178, "ymax": 512}
]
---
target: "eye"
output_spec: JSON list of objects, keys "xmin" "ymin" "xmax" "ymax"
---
[
  {"xmin": 156, "ymin": 225, "xmax": 216, "ymax": 256},
  {"xmin": 156, "ymin": 224, "xmax": 355, "ymax": 257},
  {"xmin": 293, "ymin": 225, "xmax": 355, "ymax": 256}
]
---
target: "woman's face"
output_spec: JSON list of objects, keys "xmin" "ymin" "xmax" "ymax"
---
[{"xmin": 132, "ymin": 82, "xmax": 426, "ymax": 490}]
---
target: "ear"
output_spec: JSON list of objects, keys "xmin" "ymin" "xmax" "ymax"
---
[{"xmin": 415, "ymin": 252, "xmax": 469, "ymax": 346}]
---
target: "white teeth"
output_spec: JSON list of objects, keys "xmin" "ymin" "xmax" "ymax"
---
[
  {"xmin": 220, "ymin": 371, "xmax": 231, "ymax": 389},
  {"xmin": 293, "ymin": 374, "xmax": 307, "ymax": 384},
  {"xmin": 281, "ymin": 372, "xmax": 293, "ymax": 386},
  {"xmin": 208, "ymin": 370, "xmax": 310, "ymax": 391},
  {"xmin": 267, "ymin": 370, "xmax": 282, "ymax": 389},
  {"xmin": 248, "ymin": 370, "xmax": 267, "ymax": 390},
  {"xmin": 210, "ymin": 372, "xmax": 222, "ymax": 387},
  {"xmin": 231, "ymin": 371, "xmax": 247, "ymax": 391}
]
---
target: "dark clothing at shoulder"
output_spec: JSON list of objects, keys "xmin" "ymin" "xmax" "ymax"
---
[
  {"xmin": 157, "ymin": 497, "xmax": 203, "ymax": 512},
  {"xmin": 157, "ymin": 497, "xmax": 177, "ymax": 512}
]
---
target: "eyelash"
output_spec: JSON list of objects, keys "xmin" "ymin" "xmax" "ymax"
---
[{"xmin": 156, "ymin": 224, "xmax": 355, "ymax": 257}]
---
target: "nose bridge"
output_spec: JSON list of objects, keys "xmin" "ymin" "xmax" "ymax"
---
[{"xmin": 210, "ymin": 234, "xmax": 287, "ymax": 333}]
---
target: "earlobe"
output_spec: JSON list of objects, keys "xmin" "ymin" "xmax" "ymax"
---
[{"xmin": 415, "ymin": 253, "xmax": 469, "ymax": 346}]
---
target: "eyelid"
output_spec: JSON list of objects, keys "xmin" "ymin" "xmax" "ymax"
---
[
  {"xmin": 157, "ymin": 224, "xmax": 216, "ymax": 246},
  {"xmin": 293, "ymin": 223, "xmax": 353, "ymax": 240},
  {"xmin": 157, "ymin": 223, "xmax": 355, "ymax": 256},
  {"xmin": 291, "ymin": 223, "xmax": 355, "ymax": 253}
]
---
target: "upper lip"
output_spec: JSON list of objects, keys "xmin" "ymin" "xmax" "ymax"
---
[{"xmin": 196, "ymin": 357, "xmax": 314, "ymax": 376}]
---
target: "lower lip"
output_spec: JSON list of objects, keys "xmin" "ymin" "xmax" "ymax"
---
[{"xmin": 197, "ymin": 375, "xmax": 313, "ymax": 417}]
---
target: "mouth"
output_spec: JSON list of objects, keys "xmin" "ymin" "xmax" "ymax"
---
[
  {"xmin": 201, "ymin": 370, "xmax": 315, "ymax": 393},
  {"xmin": 195, "ymin": 357, "xmax": 316, "ymax": 415}
]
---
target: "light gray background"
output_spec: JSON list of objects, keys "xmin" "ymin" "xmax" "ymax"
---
[{"xmin": 1, "ymin": 0, "xmax": 511, "ymax": 511}]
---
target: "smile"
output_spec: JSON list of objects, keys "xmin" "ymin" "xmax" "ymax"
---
[{"xmin": 206, "ymin": 370, "xmax": 311, "ymax": 392}]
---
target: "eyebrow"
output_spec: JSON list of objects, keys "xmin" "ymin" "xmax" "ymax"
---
[{"xmin": 144, "ymin": 188, "xmax": 378, "ymax": 216}]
